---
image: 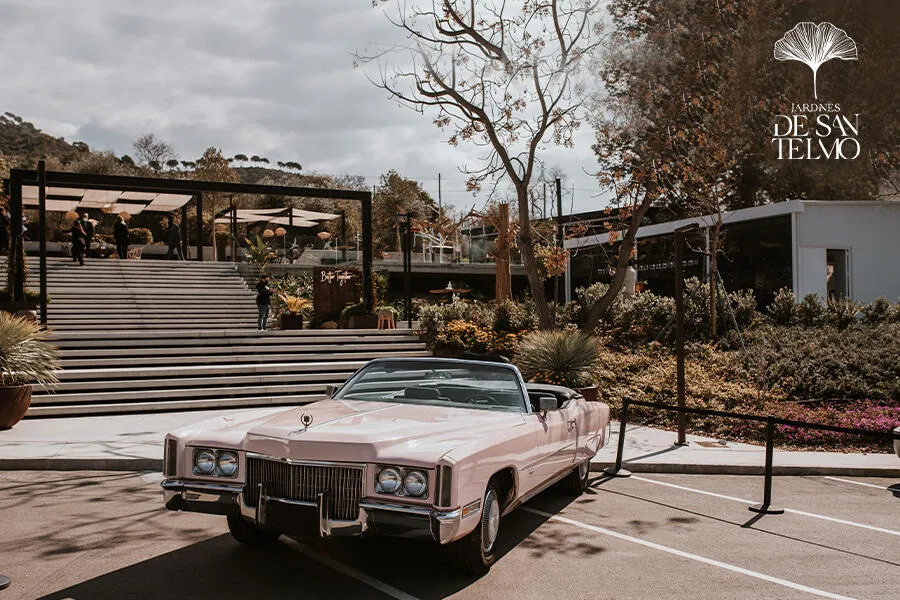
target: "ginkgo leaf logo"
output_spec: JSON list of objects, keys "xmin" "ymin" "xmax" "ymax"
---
[{"xmin": 774, "ymin": 22, "xmax": 858, "ymax": 99}]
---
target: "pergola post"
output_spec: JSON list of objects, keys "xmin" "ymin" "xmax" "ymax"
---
[
  {"xmin": 195, "ymin": 192, "xmax": 203, "ymax": 262},
  {"xmin": 181, "ymin": 204, "xmax": 189, "ymax": 259},
  {"xmin": 37, "ymin": 160, "xmax": 47, "ymax": 326},
  {"xmin": 361, "ymin": 192, "xmax": 374, "ymax": 312},
  {"xmin": 7, "ymin": 171, "xmax": 24, "ymax": 301},
  {"xmin": 288, "ymin": 204, "xmax": 294, "ymax": 264}
]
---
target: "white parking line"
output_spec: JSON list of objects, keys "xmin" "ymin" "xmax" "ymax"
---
[
  {"xmin": 283, "ymin": 538, "xmax": 421, "ymax": 600},
  {"xmin": 824, "ymin": 476, "xmax": 893, "ymax": 491},
  {"xmin": 522, "ymin": 507, "xmax": 858, "ymax": 600},
  {"xmin": 630, "ymin": 475, "xmax": 900, "ymax": 537}
]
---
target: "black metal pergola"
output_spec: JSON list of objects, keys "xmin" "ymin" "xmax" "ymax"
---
[{"xmin": 5, "ymin": 164, "xmax": 374, "ymax": 325}]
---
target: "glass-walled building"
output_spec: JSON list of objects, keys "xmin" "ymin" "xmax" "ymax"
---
[{"xmin": 565, "ymin": 201, "xmax": 900, "ymax": 306}]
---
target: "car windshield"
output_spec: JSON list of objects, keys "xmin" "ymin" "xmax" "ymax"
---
[{"xmin": 334, "ymin": 360, "xmax": 528, "ymax": 413}]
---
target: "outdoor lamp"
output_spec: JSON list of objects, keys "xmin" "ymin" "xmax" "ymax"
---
[
  {"xmin": 101, "ymin": 204, "xmax": 116, "ymax": 214},
  {"xmin": 317, "ymin": 231, "xmax": 332, "ymax": 240},
  {"xmin": 64, "ymin": 210, "xmax": 79, "ymax": 221},
  {"xmin": 274, "ymin": 227, "xmax": 287, "ymax": 237},
  {"xmin": 262, "ymin": 228, "xmax": 275, "ymax": 239}
]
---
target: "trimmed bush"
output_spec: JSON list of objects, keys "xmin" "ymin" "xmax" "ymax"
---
[
  {"xmin": 860, "ymin": 296, "xmax": 897, "ymax": 325},
  {"xmin": 795, "ymin": 293, "xmax": 825, "ymax": 327},
  {"xmin": 493, "ymin": 299, "xmax": 537, "ymax": 333},
  {"xmin": 128, "ymin": 227, "xmax": 153, "ymax": 245},
  {"xmin": 766, "ymin": 287, "xmax": 796, "ymax": 325},
  {"xmin": 825, "ymin": 297, "xmax": 860, "ymax": 329}
]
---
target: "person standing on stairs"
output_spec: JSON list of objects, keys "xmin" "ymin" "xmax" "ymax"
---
[
  {"xmin": 164, "ymin": 214, "xmax": 182, "ymax": 260},
  {"xmin": 256, "ymin": 274, "xmax": 273, "ymax": 331},
  {"xmin": 70, "ymin": 219, "xmax": 86, "ymax": 266},
  {"xmin": 80, "ymin": 213, "xmax": 94, "ymax": 257},
  {"xmin": 114, "ymin": 214, "xmax": 130, "ymax": 259}
]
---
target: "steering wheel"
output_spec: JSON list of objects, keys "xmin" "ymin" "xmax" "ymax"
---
[{"xmin": 465, "ymin": 393, "xmax": 501, "ymax": 406}]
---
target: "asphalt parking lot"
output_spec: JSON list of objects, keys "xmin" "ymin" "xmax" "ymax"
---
[{"xmin": 0, "ymin": 470, "xmax": 897, "ymax": 600}]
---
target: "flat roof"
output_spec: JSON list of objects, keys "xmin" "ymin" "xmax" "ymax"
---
[{"xmin": 564, "ymin": 200, "xmax": 899, "ymax": 250}]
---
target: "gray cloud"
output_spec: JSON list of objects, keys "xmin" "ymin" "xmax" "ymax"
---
[{"xmin": 0, "ymin": 0, "xmax": 603, "ymax": 212}]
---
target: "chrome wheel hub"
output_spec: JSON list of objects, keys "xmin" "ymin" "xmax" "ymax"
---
[{"xmin": 482, "ymin": 489, "xmax": 500, "ymax": 553}]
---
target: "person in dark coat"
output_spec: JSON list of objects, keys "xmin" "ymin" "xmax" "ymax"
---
[
  {"xmin": 70, "ymin": 220, "xmax": 86, "ymax": 266},
  {"xmin": 256, "ymin": 274, "xmax": 273, "ymax": 331},
  {"xmin": 0, "ymin": 205, "xmax": 10, "ymax": 255},
  {"xmin": 164, "ymin": 215, "xmax": 182, "ymax": 260},
  {"xmin": 114, "ymin": 215, "xmax": 129, "ymax": 259},
  {"xmin": 80, "ymin": 213, "xmax": 94, "ymax": 257}
]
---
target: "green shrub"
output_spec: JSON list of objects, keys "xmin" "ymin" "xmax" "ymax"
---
[
  {"xmin": 795, "ymin": 293, "xmax": 825, "ymax": 327},
  {"xmin": 860, "ymin": 296, "xmax": 896, "ymax": 325},
  {"xmin": 825, "ymin": 297, "xmax": 860, "ymax": 329},
  {"xmin": 515, "ymin": 330, "xmax": 602, "ymax": 388},
  {"xmin": 608, "ymin": 292, "xmax": 675, "ymax": 344},
  {"xmin": 742, "ymin": 323, "xmax": 900, "ymax": 401},
  {"xmin": 766, "ymin": 287, "xmax": 796, "ymax": 325},
  {"xmin": 128, "ymin": 227, "xmax": 153, "ymax": 245},
  {"xmin": 432, "ymin": 319, "xmax": 493, "ymax": 356},
  {"xmin": 493, "ymin": 299, "xmax": 537, "ymax": 333}
]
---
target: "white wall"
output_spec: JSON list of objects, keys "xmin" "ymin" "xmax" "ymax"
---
[{"xmin": 795, "ymin": 203, "xmax": 900, "ymax": 303}]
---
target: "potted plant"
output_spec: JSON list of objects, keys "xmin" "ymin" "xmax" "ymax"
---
[
  {"xmin": 278, "ymin": 294, "xmax": 312, "ymax": 330},
  {"xmin": 514, "ymin": 330, "xmax": 602, "ymax": 400},
  {"xmin": 340, "ymin": 302, "xmax": 378, "ymax": 329},
  {"xmin": 0, "ymin": 312, "xmax": 59, "ymax": 429}
]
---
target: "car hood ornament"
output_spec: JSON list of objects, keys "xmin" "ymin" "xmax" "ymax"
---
[{"xmin": 289, "ymin": 413, "xmax": 314, "ymax": 436}]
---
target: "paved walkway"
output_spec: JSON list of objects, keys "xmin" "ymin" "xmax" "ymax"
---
[{"xmin": 1, "ymin": 408, "xmax": 897, "ymax": 475}]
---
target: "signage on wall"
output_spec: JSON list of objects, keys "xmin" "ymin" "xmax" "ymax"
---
[{"xmin": 313, "ymin": 268, "xmax": 361, "ymax": 320}]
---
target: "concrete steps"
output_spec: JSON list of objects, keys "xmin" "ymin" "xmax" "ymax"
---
[{"xmin": 16, "ymin": 258, "xmax": 430, "ymax": 417}]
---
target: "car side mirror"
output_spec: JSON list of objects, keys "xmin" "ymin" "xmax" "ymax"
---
[
  {"xmin": 325, "ymin": 384, "xmax": 341, "ymax": 399},
  {"xmin": 538, "ymin": 396, "xmax": 557, "ymax": 415}
]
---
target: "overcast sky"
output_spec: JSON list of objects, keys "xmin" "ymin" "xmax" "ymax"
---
[{"xmin": 0, "ymin": 0, "xmax": 607, "ymax": 214}]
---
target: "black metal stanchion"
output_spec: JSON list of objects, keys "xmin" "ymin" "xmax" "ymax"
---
[
  {"xmin": 604, "ymin": 400, "xmax": 632, "ymax": 477},
  {"xmin": 749, "ymin": 417, "xmax": 784, "ymax": 514}
]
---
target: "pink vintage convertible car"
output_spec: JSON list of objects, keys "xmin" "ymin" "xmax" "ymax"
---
[{"xmin": 162, "ymin": 357, "xmax": 610, "ymax": 574}]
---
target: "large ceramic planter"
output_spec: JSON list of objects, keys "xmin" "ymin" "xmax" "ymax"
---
[
  {"xmin": 280, "ymin": 314, "xmax": 304, "ymax": 330},
  {"xmin": 578, "ymin": 386, "xmax": 600, "ymax": 403},
  {"xmin": 0, "ymin": 301, "xmax": 38, "ymax": 316},
  {"xmin": 348, "ymin": 315, "xmax": 378, "ymax": 329},
  {"xmin": 0, "ymin": 385, "xmax": 32, "ymax": 429}
]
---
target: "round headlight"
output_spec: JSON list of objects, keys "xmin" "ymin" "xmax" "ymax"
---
[
  {"xmin": 193, "ymin": 450, "xmax": 215, "ymax": 475},
  {"xmin": 377, "ymin": 467, "xmax": 402, "ymax": 494},
  {"xmin": 216, "ymin": 451, "xmax": 238, "ymax": 477},
  {"xmin": 403, "ymin": 470, "xmax": 428, "ymax": 497}
]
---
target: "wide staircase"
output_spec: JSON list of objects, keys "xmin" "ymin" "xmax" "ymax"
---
[
  {"xmin": 9, "ymin": 258, "xmax": 430, "ymax": 418},
  {"xmin": 28, "ymin": 257, "xmax": 263, "ymax": 330}
]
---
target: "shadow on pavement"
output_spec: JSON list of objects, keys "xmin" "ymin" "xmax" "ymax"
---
[{"xmin": 39, "ymin": 489, "xmax": 581, "ymax": 600}]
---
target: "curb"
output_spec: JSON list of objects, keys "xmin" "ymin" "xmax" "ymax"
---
[
  {"xmin": 590, "ymin": 461, "xmax": 900, "ymax": 478},
  {"xmin": 2, "ymin": 457, "xmax": 897, "ymax": 477},
  {"xmin": 0, "ymin": 458, "xmax": 163, "ymax": 471}
]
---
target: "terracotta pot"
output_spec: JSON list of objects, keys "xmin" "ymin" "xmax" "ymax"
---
[
  {"xmin": 578, "ymin": 385, "xmax": 600, "ymax": 403},
  {"xmin": 280, "ymin": 314, "xmax": 304, "ymax": 330},
  {"xmin": 0, "ymin": 385, "xmax": 32, "ymax": 429}
]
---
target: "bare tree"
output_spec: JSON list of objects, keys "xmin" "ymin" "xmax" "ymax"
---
[
  {"xmin": 132, "ymin": 133, "xmax": 177, "ymax": 172},
  {"xmin": 358, "ymin": 0, "xmax": 605, "ymax": 329}
]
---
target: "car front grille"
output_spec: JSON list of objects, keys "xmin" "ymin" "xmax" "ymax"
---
[{"xmin": 245, "ymin": 456, "xmax": 364, "ymax": 521}]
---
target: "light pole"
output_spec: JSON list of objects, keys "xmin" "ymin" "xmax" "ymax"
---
[{"xmin": 674, "ymin": 223, "xmax": 699, "ymax": 446}]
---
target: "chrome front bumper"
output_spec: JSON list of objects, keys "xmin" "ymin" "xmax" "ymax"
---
[{"xmin": 161, "ymin": 479, "xmax": 461, "ymax": 544}]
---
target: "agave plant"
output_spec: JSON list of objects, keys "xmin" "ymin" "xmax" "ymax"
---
[
  {"xmin": 278, "ymin": 294, "xmax": 313, "ymax": 315},
  {"xmin": 774, "ymin": 22, "xmax": 858, "ymax": 99},
  {"xmin": 515, "ymin": 330, "xmax": 602, "ymax": 389},
  {"xmin": 0, "ymin": 312, "xmax": 60, "ymax": 388},
  {"xmin": 244, "ymin": 235, "xmax": 277, "ymax": 271}
]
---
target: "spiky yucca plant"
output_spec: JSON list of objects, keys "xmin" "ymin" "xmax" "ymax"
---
[
  {"xmin": 0, "ymin": 312, "xmax": 60, "ymax": 388},
  {"xmin": 515, "ymin": 330, "xmax": 601, "ymax": 388}
]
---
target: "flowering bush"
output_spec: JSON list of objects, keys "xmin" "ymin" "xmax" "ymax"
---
[
  {"xmin": 860, "ymin": 296, "xmax": 897, "ymax": 325},
  {"xmin": 432, "ymin": 320, "xmax": 494, "ymax": 356},
  {"xmin": 767, "ymin": 287, "xmax": 796, "ymax": 325}
]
